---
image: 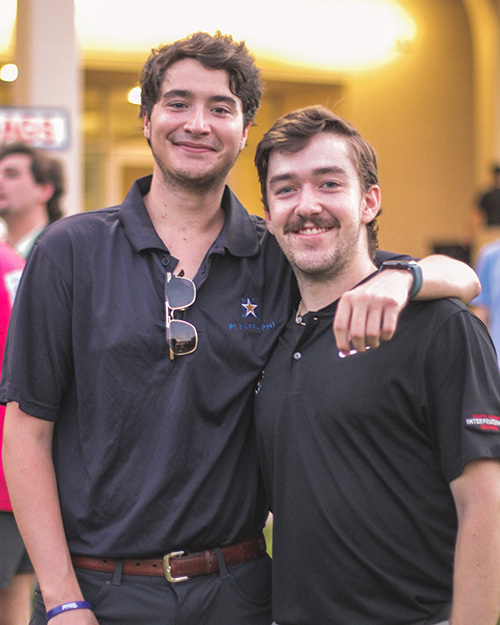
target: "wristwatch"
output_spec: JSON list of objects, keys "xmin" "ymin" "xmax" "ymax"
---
[{"xmin": 377, "ymin": 260, "xmax": 423, "ymax": 300}]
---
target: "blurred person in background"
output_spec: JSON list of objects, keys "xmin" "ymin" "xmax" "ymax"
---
[
  {"xmin": 0, "ymin": 144, "xmax": 64, "ymax": 259},
  {"xmin": 470, "ymin": 238, "xmax": 500, "ymax": 368},
  {"xmin": 0, "ymin": 241, "xmax": 27, "ymax": 625},
  {"xmin": 462, "ymin": 163, "xmax": 500, "ymax": 262},
  {"xmin": 476, "ymin": 164, "xmax": 500, "ymax": 229}
]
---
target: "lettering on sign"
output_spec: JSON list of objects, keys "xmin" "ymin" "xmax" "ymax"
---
[{"xmin": 0, "ymin": 108, "xmax": 70, "ymax": 149}]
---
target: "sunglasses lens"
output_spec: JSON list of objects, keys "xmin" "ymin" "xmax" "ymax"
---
[
  {"xmin": 167, "ymin": 319, "xmax": 198, "ymax": 356},
  {"xmin": 165, "ymin": 276, "xmax": 196, "ymax": 309}
]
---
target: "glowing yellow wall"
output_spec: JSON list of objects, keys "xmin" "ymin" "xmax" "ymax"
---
[{"xmin": 350, "ymin": 0, "xmax": 474, "ymax": 257}]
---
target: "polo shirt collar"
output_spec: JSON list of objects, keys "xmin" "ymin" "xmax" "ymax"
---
[
  {"xmin": 217, "ymin": 186, "xmax": 261, "ymax": 257},
  {"xmin": 119, "ymin": 176, "xmax": 167, "ymax": 253},
  {"xmin": 119, "ymin": 175, "xmax": 261, "ymax": 258}
]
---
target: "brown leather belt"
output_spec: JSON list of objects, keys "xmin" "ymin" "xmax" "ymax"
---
[{"xmin": 71, "ymin": 533, "xmax": 266, "ymax": 583}]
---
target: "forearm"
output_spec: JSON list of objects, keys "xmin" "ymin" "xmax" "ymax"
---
[
  {"xmin": 450, "ymin": 459, "xmax": 500, "ymax": 625},
  {"xmin": 451, "ymin": 505, "xmax": 500, "ymax": 624},
  {"xmin": 3, "ymin": 403, "xmax": 87, "ymax": 613},
  {"xmin": 334, "ymin": 254, "xmax": 480, "ymax": 354},
  {"xmin": 415, "ymin": 254, "xmax": 480, "ymax": 304}
]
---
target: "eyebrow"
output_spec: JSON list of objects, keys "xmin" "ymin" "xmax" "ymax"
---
[
  {"xmin": 268, "ymin": 166, "xmax": 347, "ymax": 187},
  {"xmin": 161, "ymin": 89, "xmax": 239, "ymax": 108}
]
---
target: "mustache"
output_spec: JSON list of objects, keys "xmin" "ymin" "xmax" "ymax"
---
[{"xmin": 284, "ymin": 215, "xmax": 340, "ymax": 234}]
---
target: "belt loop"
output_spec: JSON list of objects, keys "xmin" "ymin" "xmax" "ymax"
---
[
  {"xmin": 213, "ymin": 547, "xmax": 229, "ymax": 580},
  {"xmin": 111, "ymin": 559, "xmax": 123, "ymax": 586}
]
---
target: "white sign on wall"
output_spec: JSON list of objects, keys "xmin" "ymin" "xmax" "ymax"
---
[{"xmin": 0, "ymin": 107, "xmax": 70, "ymax": 149}]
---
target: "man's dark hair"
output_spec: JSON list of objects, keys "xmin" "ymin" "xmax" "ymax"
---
[
  {"xmin": 140, "ymin": 31, "xmax": 262, "ymax": 127},
  {"xmin": 0, "ymin": 143, "xmax": 65, "ymax": 221},
  {"xmin": 255, "ymin": 105, "xmax": 381, "ymax": 256}
]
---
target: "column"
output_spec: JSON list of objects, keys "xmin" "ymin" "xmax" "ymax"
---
[{"xmin": 13, "ymin": 0, "xmax": 82, "ymax": 214}]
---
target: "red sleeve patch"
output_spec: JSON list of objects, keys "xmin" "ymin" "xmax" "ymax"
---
[{"xmin": 466, "ymin": 414, "xmax": 500, "ymax": 433}]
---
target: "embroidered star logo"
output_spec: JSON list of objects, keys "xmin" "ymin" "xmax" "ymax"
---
[{"xmin": 242, "ymin": 298, "xmax": 258, "ymax": 318}]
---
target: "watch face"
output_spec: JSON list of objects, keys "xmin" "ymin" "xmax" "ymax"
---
[{"xmin": 382, "ymin": 261, "xmax": 417, "ymax": 269}]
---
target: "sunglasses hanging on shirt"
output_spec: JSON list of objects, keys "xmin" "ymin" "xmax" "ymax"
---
[{"xmin": 165, "ymin": 272, "xmax": 198, "ymax": 361}]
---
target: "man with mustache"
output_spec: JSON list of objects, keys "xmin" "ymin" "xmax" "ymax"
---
[
  {"xmin": 0, "ymin": 34, "xmax": 479, "ymax": 625},
  {"xmin": 254, "ymin": 105, "xmax": 500, "ymax": 625}
]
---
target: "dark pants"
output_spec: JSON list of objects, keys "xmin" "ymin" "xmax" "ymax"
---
[
  {"xmin": 30, "ymin": 554, "xmax": 272, "ymax": 625},
  {"xmin": 273, "ymin": 617, "xmax": 450, "ymax": 624},
  {"xmin": 0, "ymin": 511, "xmax": 34, "ymax": 587}
]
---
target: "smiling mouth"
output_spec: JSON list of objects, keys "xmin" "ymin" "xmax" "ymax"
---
[
  {"xmin": 174, "ymin": 141, "xmax": 216, "ymax": 152},
  {"xmin": 285, "ymin": 216, "xmax": 340, "ymax": 235},
  {"xmin": 296, "ymin": 226, "xmax": 332, "ymax": 235}
]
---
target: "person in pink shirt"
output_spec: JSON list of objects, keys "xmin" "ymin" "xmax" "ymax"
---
[{"xmin": 0, "ymin": 242, "xmax": 28, "ymax": 625}]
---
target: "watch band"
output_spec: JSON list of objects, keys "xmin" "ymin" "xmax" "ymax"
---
[{"xmin": 377, "ymin": 260, "xmax": 423, "ymax": 299}]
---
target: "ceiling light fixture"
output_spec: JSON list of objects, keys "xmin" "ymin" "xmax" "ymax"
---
[
  {"xmin": 127, "ymin": 86, "xmax": 141, "ymax": 105},
  {"xmin": 0, "ymin": 63, "xmax": 18, "ymax": 82},
  {"xmin": 1, "ymin": 0, "xmax": 416, "ymax": 72}
]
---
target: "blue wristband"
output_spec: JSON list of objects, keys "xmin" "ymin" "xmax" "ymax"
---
[{"xmin": 46, "ymin": 601, "xmax": 92, "ymax": 622}]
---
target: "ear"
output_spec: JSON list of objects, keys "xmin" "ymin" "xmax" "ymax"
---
[
  {"xmin": 360, "ymin": 185, "xmax": 381, "ymax": 224},
  {"xmin": 264, "ymin": 208, "xmax": 275, "ymax": 235},
  {"xmin": 37, "ymin": 183, "xmax": 55, "ymax": 205},
  {"xmin": 239, "ymin": 122, "xmax": 251, "ymax": 152},
  {"xmin": 143, "ymin": 115, "xmax": 151, "ymax": 140}
]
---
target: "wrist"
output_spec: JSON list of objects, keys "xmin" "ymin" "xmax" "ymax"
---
[
  {"xmin": 39, "ymin": 567, "xmax": 86, "ymax": 611},
  {"xmin": 377, "ymin": 260, "xmax": 423, "ymax": 299}
]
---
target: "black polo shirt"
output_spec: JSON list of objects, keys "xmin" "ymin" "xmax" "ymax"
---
[
  {"xmin": 0, "ymin": 176, "xmax": 297, "ymax": 558},
  {"xmin": 254, "ymin": 294, "xmax": 500, "ymax": 624},
  {"xmin": 0, "ymin": 175, "xmax": 407, "ymax": 559}
]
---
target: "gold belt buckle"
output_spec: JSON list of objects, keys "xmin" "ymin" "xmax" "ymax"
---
[{"xmin": 163, "ymin": 551, "xmax": 189, "ymax": 583}]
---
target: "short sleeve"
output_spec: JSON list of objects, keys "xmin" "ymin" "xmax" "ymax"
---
[
  {"xmin": 0, "ymin": 242, "xmax": 74, "ymax": 420},
  {"xmin": 423, "ymin": 308, "xmax": 500, "ymax": 483}
]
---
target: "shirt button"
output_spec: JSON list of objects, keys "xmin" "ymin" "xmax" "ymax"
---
[
  {"xmin": 161, "ymin": 257, "xmax": 170, "ymax": 266},
  {"xmin": 293, "ymin": 352, "xmax": 302, "ymax": 361},
  {"xmin": 296, "ymin": 316, "xmax": 303, "ymax": 324}
]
